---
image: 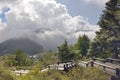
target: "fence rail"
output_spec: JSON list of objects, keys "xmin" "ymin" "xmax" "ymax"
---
[
  {"xmin": 106, "ymin": 58, "xmax": 120, "ymax": 64},
  {"xmin": 78, "ymin": 59, "xmax": 120, "ymax": 79}
]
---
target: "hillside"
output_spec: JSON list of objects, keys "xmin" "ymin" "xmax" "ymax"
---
[{"xmin": 0, "ymin": 38, "xmax": 44, "ymax": 55}]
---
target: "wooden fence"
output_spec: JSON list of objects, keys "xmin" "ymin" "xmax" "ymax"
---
[{"xmin": 79, "ymin": 59, "xmax": 120, "ymax": 80}]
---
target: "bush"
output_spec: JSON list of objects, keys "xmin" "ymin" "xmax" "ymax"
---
[
  {"xmin": 0, "ymin": 67, "xmax": 14, "ymax": 80},
  {"xmin": 32, "ymin": 66, "xmax": 110, "ymax": 80}
]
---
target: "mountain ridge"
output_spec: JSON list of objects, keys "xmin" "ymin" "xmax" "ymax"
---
[{"xmin": 0, "ymin": 38, "xmax": 44, "ymax": 55}]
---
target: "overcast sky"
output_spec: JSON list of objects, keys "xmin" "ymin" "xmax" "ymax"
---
[{"xmin": 0, "ymin": 0, "xmax": 109, "ymax": 50}]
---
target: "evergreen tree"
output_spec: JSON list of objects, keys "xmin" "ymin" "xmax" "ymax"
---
[
  {"xmin": 58, "ymin": 40, "xmax": 74, "ymax": 62},
  {"xmin": 15, "ymin": 50, "xmax": 27, "ymax": 66},
  {"xmin": 90, "ymin": 0, "xmax": 120, "ymax": 58},
  {"xmin": 74, "ymin": 34, "xmax": 90, "ymax": 57}
]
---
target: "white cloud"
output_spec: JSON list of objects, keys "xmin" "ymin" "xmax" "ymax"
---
[
  {"xmin": 0, "ymin": 19, "xmax": 6, "ymax": 30},
  {"xmin": 84, "ymin": 0, "xmax": 109, "ymax": 6},
  {"xmin": 0, "ymin": 0, "xmax": 100, "ymax": 50}
]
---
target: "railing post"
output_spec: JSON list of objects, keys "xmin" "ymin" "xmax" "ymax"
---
[
  {"xmin": 93, "ymin": 58, "xmax": 95, "ymax": 61},
  {"xmin": 103, "ymin": 66, "xmax": 105, "ymax": 70},
  {"xmin": 103, "ymin": 60, "xmax": 106, "ymax": 63},
  {"xmin": 110, "ymin": 60, "xmax": 113, "ymax": 63},
  {"xmin": 111, "ymin": 76, "xmax": 116, "ymax": 80},
  {"xmin": 20, "ymin": 73, "xmax": 22, "ymax": 76},
  {"xmin": 116, "ymin": 68, "xmax": 120, "ymax": 76},
  {"xmin": 91, "ymin": 61, "xmax": 94, "ymax": 67},
  {"xmin": 86, "ymin": 63, "xmax": 88, "ymax": 67}
]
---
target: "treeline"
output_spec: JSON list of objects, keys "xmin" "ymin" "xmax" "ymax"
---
[
  {"xmin": 58, "ymin": 34, "xmax": 90, "ymax": 62},
  {"xmin": 2, "ymin": 50, "xmax": 34, "ymax": 67}
]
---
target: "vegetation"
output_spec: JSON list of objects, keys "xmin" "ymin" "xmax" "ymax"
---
[
  {"xmin": 0, "ymin": 50, "xmax": 111, "ymax": 80},
  {"xmin": 28, "ymin": 66, "xmax": 110, "ymax": 80},
  {"xmin": 7, "ymin": 55, "xmax": 110, "ymax": 80},
  {"xmin": 74, "ymin": 34, "xmax": 90, "ymax": 59},
  {"xmin": 0, "ymin": 66, "xmax": 14, "ymax": 80},
  {"xmin": 57, "ymin": 35, "xmax": 90, "ymax": 62},
  {"xmin": 6, "ymin": 50, "xmax": 33, "ymax": 67},
  {"xmin": 89, "ymin": 0, "xmax": 120, "ymax": 58},
  {"xmin": 58, "ymin": 40, "xmax": 75, "ymax": 62},
  {"xmin": 39, "ymin": 52, "xmax": 58, "ymax": 65}
]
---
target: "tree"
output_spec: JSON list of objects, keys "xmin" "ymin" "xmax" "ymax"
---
[
  {"xmin": 90, "ymin": 0, "xmax": 120, "ymax": 58},
  {"xmin": 14, "ymin": 50, "xmax": 27, "ymax": 66},
  {"xmin": 58, "ymin": 40, "xmax": 74, "ymax": 62},
  {"xmin": 74, "ymin": 34, "xmax": 90, "ymax": 57},
  {"xmin": 6, "ymin": 50, "xmax": 33, "ymax": 66}
]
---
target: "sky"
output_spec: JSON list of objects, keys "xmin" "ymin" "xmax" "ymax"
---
[
  {"xmin": 0, "ymin": 0, "xmax": 109, "ymax": 50},
  {"xmin": 56, "ymin": 0, "xmax": 108, "ymax": 24}
]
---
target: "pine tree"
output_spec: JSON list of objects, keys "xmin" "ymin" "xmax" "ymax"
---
[
  {"xmin": 58, "ymin": 40, "xmax": 74, "ymax": 62},
  {"xmin": 90, "ymin": 0, "xmax": 120, "ymax": 58},
  {"xmin": 74, "ymin": 34, "xmax": 90, "ymax": 57}
]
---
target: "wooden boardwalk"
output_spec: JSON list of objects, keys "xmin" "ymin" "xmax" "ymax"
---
[
  {"xmin": 40, "ymin": 58, "xmax": 120, "ymax": 80},
  {"xmin": 14, "ymin": 70, "xmax": 30, "ymax": 76},
  {"xmin": 40, "ymin": 61, "xmax": 75, "ymax": 72}
]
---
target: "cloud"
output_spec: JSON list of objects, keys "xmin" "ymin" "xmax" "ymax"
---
[
  {"xmin": 0, "ymin": 19, "xmax": 6, "ymax": 30},
  {"xmin": 83, "ymin": 0, "xmax": 109, "ymax": 6},
  {"xmin": 0, "ymin": 0, "xmax": 19, "ymax": 9},
  {"xmin": 0, "ymin": 0, "xmax": 100, "ymax": 50}
]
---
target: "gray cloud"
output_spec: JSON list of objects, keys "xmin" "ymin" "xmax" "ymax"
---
[{"xmin": 0, "ymin": 0, "xmax": 100, "ymax": 50}]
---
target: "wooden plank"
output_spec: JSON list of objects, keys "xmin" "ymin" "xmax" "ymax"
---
[
  {"xmin": 93, "ymin": 62, "xmax": 116, "ymax": 70},
  {"xmin": 106, "ymin": 58, "xmax": 120, "ymax": 63},
  {"xmin": 93, "ymin": 57, "xmax": 106, "ymax": 63},
  {"xmin": 78, "ymin": 60, "xmax": 93, "ymax": 67}
]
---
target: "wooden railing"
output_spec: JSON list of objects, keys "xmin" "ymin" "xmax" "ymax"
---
[
  {"xmin": 92, "ymin": 61, "xmax": 120, "ymax": 76},
  {"xmin": 93, "ymin": 57, "xmax": 120, "ymax": 64},
  {"xmin": 78, "ymin": 59, "xmax": 120, "ymax": 79},
  {"xmin": 106, "ymin": 58, "xmax": 120, "ymax": 64},
  {"xmin": 93, "ymin": 57, "xmax": 106, "ymax": 63}
]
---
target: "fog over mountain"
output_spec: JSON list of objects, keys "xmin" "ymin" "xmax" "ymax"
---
[
  {"xmin": 0, "ymin": 0, "xmax": 100, "ymax": 51},
  {"xmin": 0, "ymin": 38, "xmax": 44, "ymax": 55}
]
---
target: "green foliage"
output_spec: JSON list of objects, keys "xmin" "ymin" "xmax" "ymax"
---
[
  {"xmin": 31, "ymin": 66, "xmax": 110, "ymax": 80},
  {"xmin": 0, "ymin": 51, "xmax": 111, "ymax": 80},
  {"xmin": 16, "ymin": 76, "xmax": 37, "ymax": 80},
  {"xmin": 58, "ymin": 40, "xmax": 75, "ymax": 62},
  {"xmin": 90, "ymin": 0, "xmax": 120, "ymax": 58},
  {"xmin": 74, "ymin": 35, "xmax": 90, "ymax": 58},
  {"xmin": 40, "ymin": 52, "xmax": 58, "ymax": 65},
  {"xmin": 0, "ymin": 67, "xmax": 14, "ymax": 80},
  {"xmin": 6, "ymin": 50, "xmax": 33, "ymax": 67},
  {"xmin": 68, "ymin": 66, "xmax": 110, "ymax": 80}
]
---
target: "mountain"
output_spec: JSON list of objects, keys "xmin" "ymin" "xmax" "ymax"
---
[{"xmin": 0, "ymin": 38, "xmax": 44, "ymax": 55}]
